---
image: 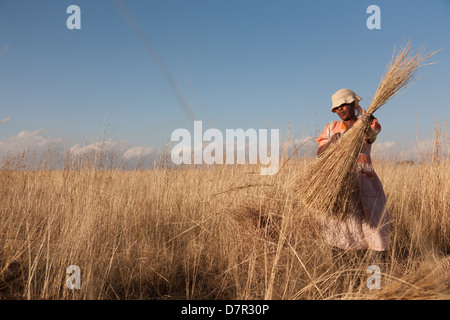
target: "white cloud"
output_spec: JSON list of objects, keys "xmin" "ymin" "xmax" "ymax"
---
[
  {"xmin": 122, "ymin": 146, "xmax": 155, "ymax": 160},
  {"xmin": 0, "ymin": 129, "xmax": 65, "ymax": 169},
  {"xmin": 70, "ymin": 139, "xmax": 155, "ymax": 159},
  {"xmin": 70, "ymin": 138, "xmax": 129, "ymax": 156},
  {"xmin": 400, "ymin": 138, "xmax": 449, "ymax": 161},
  {"xmin": 0, "ymin": 116, "xmax": 11, "ymax": 125},
  {"xmin": 372, "ymin": 136, "xmax": 450, "ymax": 162},
  {"xmin": 0, "ymin": 130, "xmax": 158, "ymax": 169},
  {"xmin": 379, "ymin": 141, "xmax": 396, "ymax": 149},
  {"xmin": 371, "ymin": 140, "xmax": 398, "ymax": 158},
  {"xmin": 69, "ymin": 138, "xmax": 158, "ymax": 168},
  {"xmin": 372, "ymin": 140, "xmax": 395, "ymax": 152},
  {"xmin": 0, "ymin": 129, "xmax": 63, "ymax": 156}
]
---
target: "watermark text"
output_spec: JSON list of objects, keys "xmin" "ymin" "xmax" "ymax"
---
[{"xmin": 171, "ymin": 121, "xmax": 279, "ymax": 175}]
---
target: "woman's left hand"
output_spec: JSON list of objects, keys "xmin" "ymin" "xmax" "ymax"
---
[{"xmin": 361, "ymin": 109, "xmax": 375, "ymax": 123}]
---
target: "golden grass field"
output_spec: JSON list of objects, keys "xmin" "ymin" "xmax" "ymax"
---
[{"xmin": 0, "ymin": 130, "xmax": 449, "ymax": 300}]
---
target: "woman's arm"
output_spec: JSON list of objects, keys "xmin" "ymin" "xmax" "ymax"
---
[
  {"xmin": 361, "ymin": 111, "xmax": 381, "ymax": 144},
  {"xmin": 365, "ymin": 118, "xmax": 381, "ymax": 144}
]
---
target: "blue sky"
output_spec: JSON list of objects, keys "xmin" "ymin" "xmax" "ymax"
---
[{"xmin": 0, "ymin": 0, "xmax": 449, "ymax": 162}]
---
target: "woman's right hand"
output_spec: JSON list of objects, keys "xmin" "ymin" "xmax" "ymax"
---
[
  {"xmin": 317, "ymin": 132, "xmax": 341, "ymax": 156},
  {"xmin": 330, "ymin": 132, "xmax": 341, "ymax": 143}
]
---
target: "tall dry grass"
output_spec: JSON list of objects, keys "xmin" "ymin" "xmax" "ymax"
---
[{"xmin": 0, "ymin": 126, "xmax": 449, "ymax": 300}]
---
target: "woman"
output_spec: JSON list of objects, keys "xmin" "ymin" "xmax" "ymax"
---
[{"xmin": 317, "ymin": 89, "xmax": 389, "ymax": 265}]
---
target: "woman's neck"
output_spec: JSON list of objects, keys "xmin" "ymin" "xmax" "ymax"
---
[{"xmin": 343, "ymin": 116, "xmax": 357, "ymax": 129}]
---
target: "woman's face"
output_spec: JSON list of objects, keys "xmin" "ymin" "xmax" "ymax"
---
[{"xmin": 334, "ymin": 102, "xmax": 356, "ymax": 121}]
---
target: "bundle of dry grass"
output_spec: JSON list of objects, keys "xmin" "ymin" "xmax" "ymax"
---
[{"xmin": 292, "ymin": 42, "xmax": 437, "ymax": 220}]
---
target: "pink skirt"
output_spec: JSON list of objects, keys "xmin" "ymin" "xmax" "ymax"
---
[{"xmin": 320, "ymin": 158, "xmax": 390, "ymax": 251}]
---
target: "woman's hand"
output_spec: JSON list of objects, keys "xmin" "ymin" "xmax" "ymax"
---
[
  {"xmin": 361, "ymin": 109, "xmax": 374, "ymax": 123},
  {"xmin": 330, "ymin": 132, "xmax": 341, "ymax": 143}
]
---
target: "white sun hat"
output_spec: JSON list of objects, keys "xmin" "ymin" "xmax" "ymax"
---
[{"xmin": 331, "ymin": 89, "xmax": 362, "ymax": 112}]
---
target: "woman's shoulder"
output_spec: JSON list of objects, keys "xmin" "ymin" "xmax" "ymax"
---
[
  {"xmin": 318, "ymin": 121, "xmax": 342, "ymax": 139},
  {"xmin": 329, "ymin": 120, "xmax": 342, "ymax": 131},
  {"xmin": 322, "ymin": 120, "xmax": 341, "ymax": 129}
]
